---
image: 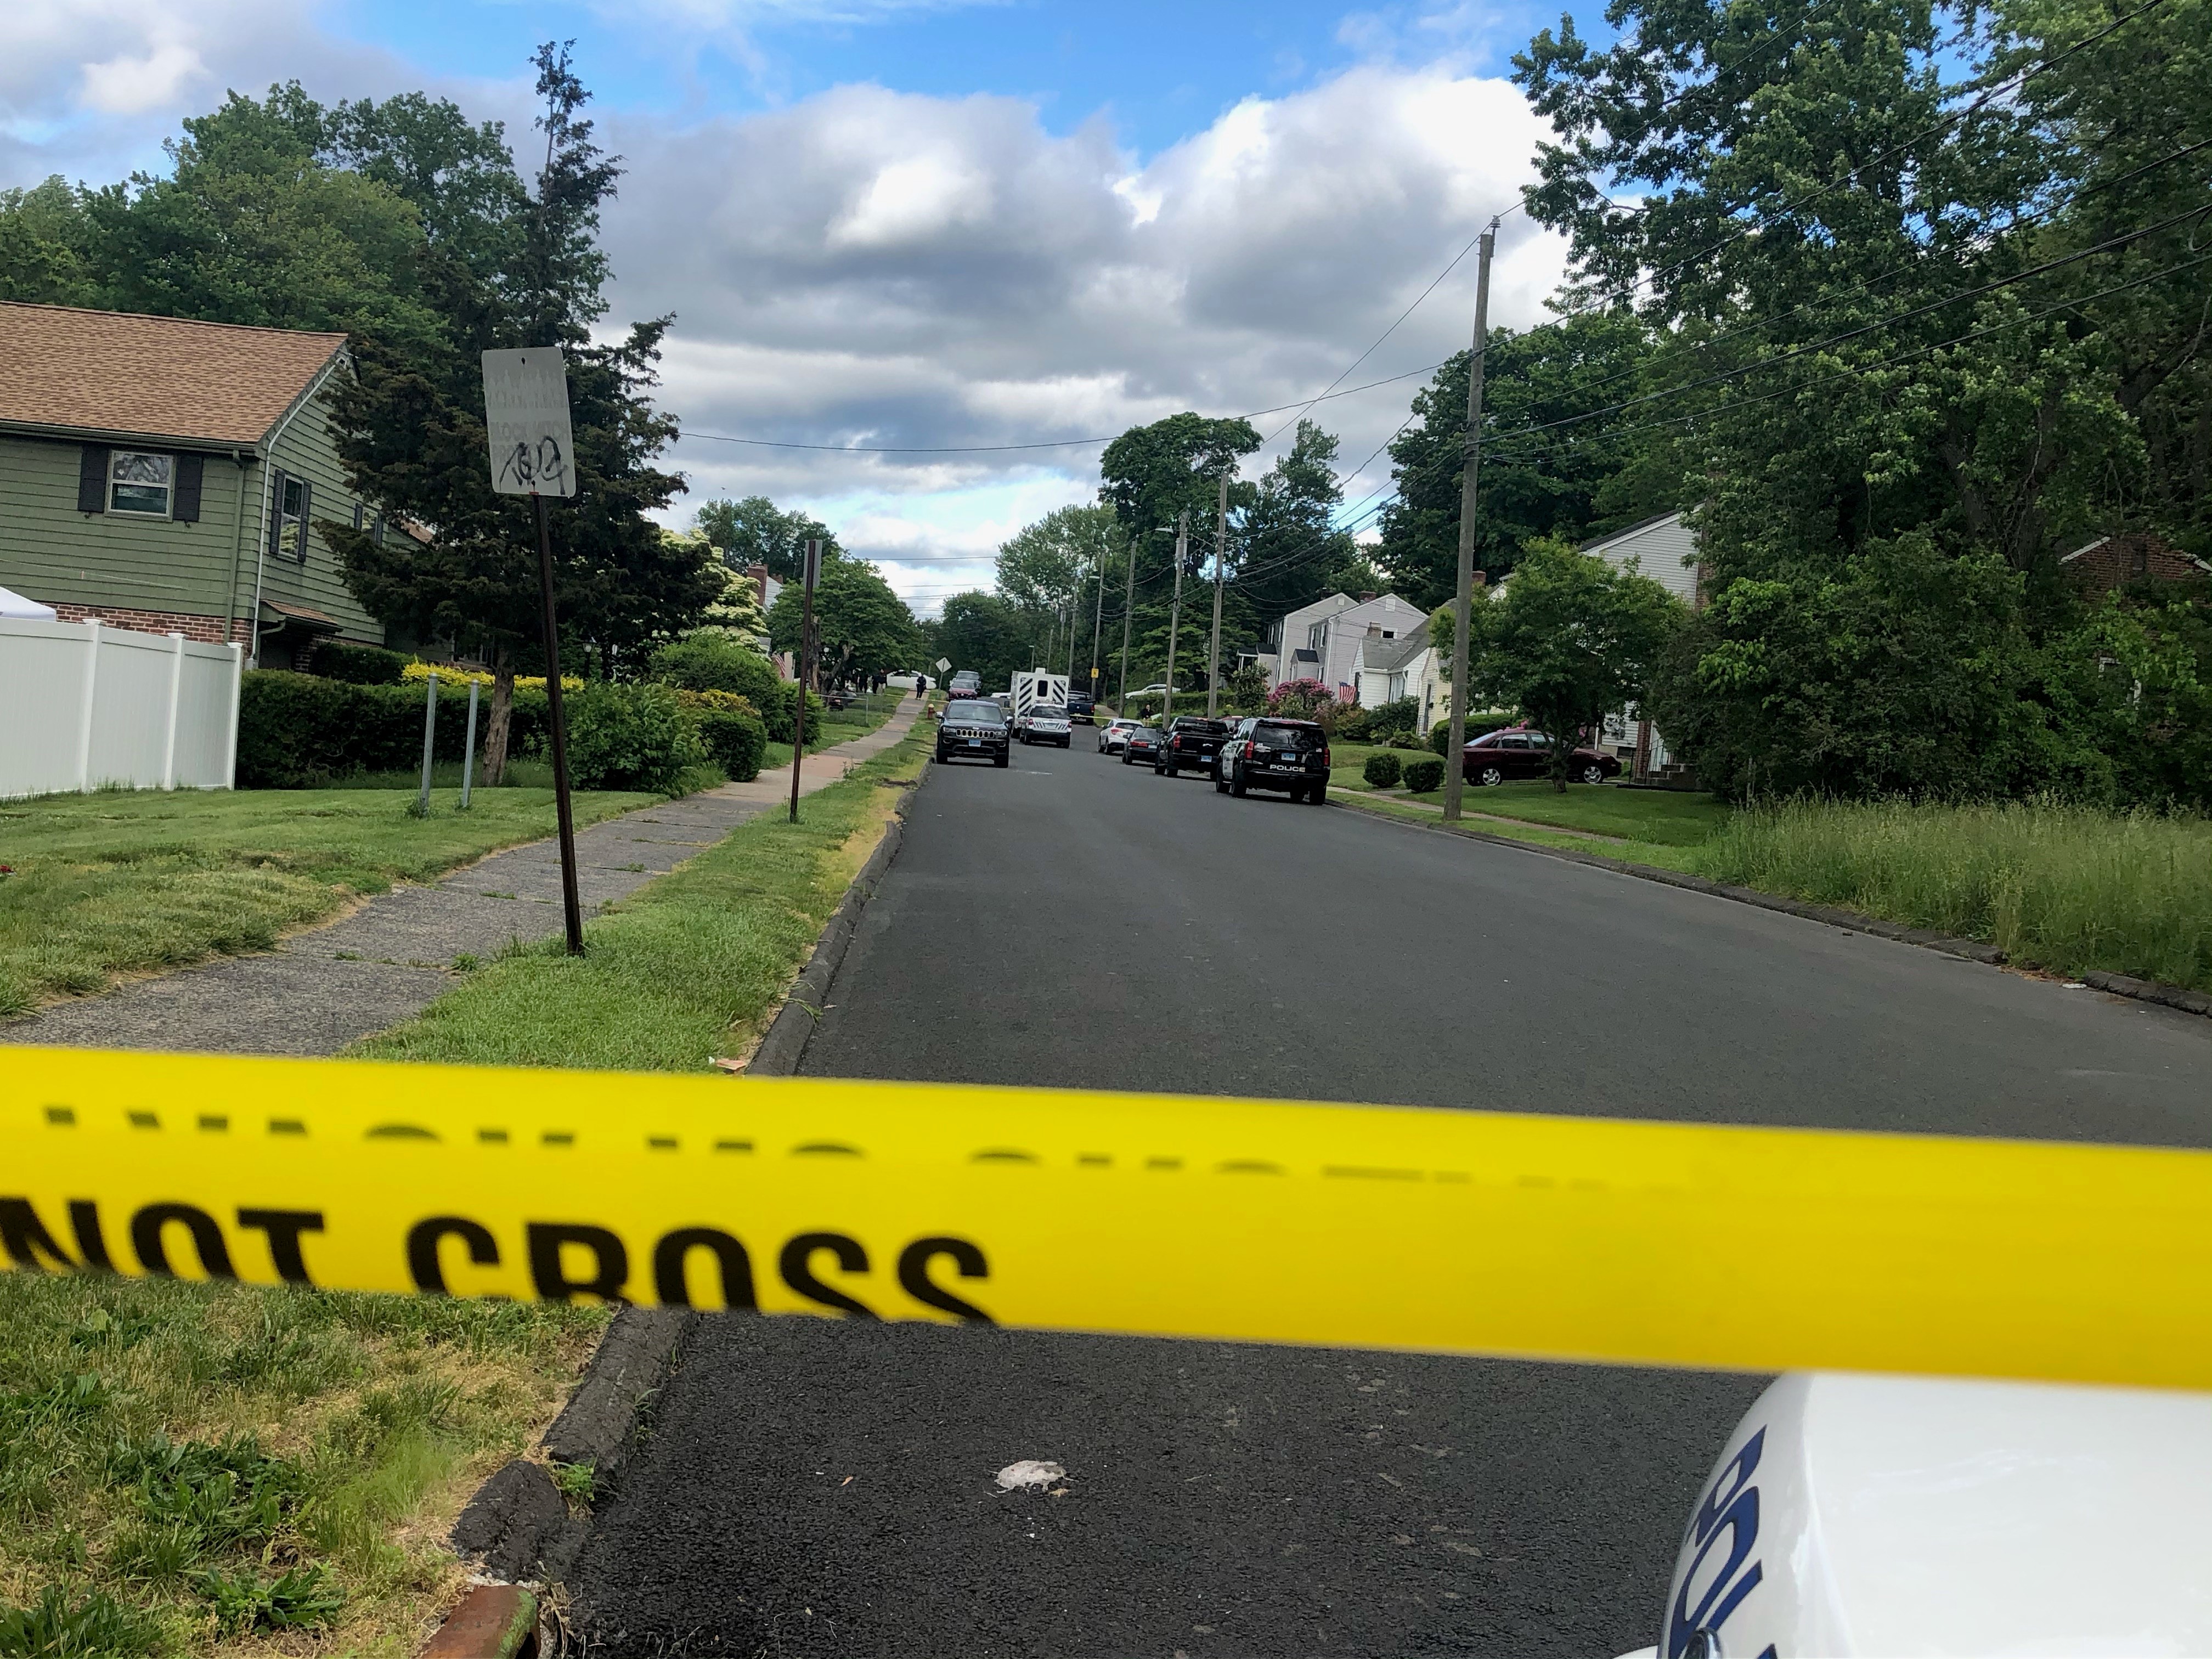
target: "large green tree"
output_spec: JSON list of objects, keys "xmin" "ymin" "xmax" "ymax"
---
[
  {"xmin": 1470, "ymin": 543, "xmax": 1685, "ymax": 790},
  {"xmin": 768, "ymin": 560, "xmax": 922, "ymax": 687},
  {"xmin": 327, "ymin": 44, "xmax": 710, "ymax": 779},
  {"xmin": 1514, "ymin": 0, "xmax": 2210, "ymax": 798},
  {"xmin": 1376, "ymin": 313, "xmax": 1674, "ymax": 608},
  {"xmin": 933, "ymin": 591, "xmax": 1034, "ymax": 692},
  {"xmin": 693, "ymin": 496, "xmax": 844, "ymax": 584}
]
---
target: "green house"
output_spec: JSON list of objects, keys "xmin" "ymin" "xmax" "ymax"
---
[{"xmin": 0, "ymin": 300, "xmax": 390, "ymax": 667}]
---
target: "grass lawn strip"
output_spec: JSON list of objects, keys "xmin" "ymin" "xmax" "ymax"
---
[
  {"xmin": 758, "ymin": 693, "xmax": 904, "ymax": 775},
  {"xmin": 349, "ymin": 721, "xmax": 928, "ymax": 1072},
  {"xmin": 0, "ymin": 787, "xmax": 658, "ymax": 1018},
  {"xmin": 0, "ymin": 1273, "xmax": 606, "ymax": 1657},
  {"xmin": 1331, "ymin": 789, "xmax": 1706, "ymax": 872}
]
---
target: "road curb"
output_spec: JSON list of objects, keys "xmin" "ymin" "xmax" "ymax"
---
[
  {"xmin": 417, "ymin": 1584, "xmax": 540, "ymax": 1658},
  {"xmin": 747, "ymin": 760, "xmax": 927, "ymax": 1077},
  {"xmin": 435, "ymin": 1306, "xmax": 693, "ymax": 1651},
  {"xmin": 1328, "ymin": 793, "xmax": 2211, "ymax": 1021}
]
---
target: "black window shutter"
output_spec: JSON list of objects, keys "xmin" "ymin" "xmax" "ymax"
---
[
  {"xmin": 77, "ymin": 446, "xmax": 109, "ymax": 514},
  {"xmin": 173, "ymin": 454, "xmax": 204, "ymax": 522},
  {"xmin": 295, "ymin": 479, "xmax": 312, "ymax": 561},
  {"xmin": 351, "ymin": 501, "xmax": 364, "ymax": 531},
  {"xmin": 267, "ymin": 471, "xmax": 286, "ymax": 555}
]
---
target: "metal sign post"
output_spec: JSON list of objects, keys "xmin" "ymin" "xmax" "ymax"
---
[
  {"xmin": 482, "ymin": 347, "xmax": 585, "ymax": 956},
  {"xmin": 459, "ymin": 678, "xmax": 479, "ymax": 810},
  {"xmin": 415, "ymin": 670, "xmax": 438, "ymax": 817},
  {"xmin": 789, "ymin": 539, "xmax": 822, "ymax": 825}
]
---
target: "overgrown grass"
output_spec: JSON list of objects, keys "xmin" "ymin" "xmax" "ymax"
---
[
  {"xmin": 349, "ymin": 723, "xmax": 927, "ymax": 1071},
  {"xmin": 0, "ymin": 786, "xmax": 659, "ymax": 1017},
  {"xmin": 0, "ymin": 1273, "xmax": 605, "ymax": 1657},
  {"xmin": 1338, "ymin": 791, "xmax": 1710, "ymax": 872},
  {"xmin": 1701, "ymin": 797, "xmax": 2212, "ymax": 992}
]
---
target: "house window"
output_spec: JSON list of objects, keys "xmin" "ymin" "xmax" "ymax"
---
[
  {"xmin": 275, "ymin": 474, "xmax": 308, "ymax": 562},
  {"xmin": 1381, "ymin": 629, "xmax": 1396, "ymax": 639},
  {"xmin": 109, "ymin": 451, "xmax": 173, "ymax": 516}
]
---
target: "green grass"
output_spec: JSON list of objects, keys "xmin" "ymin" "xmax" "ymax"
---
[
  {"xmin": 1337, "ymin": 791, "xmax": 1710, "ymax": 872},
  {"xmin": 0, "ymin": 1273, "xmax": 606, "ymax": 1657},
  {"xmin": 349, "ymin": 722, "xmax": 928, "ymax": 1071},
  {"xmin": 1701, "ymin": 797, "xmax": 2212, "ymax": 992},
  {"xmin": 0, "ymin": 786, "xmax": 661, "ymax": 1017}
]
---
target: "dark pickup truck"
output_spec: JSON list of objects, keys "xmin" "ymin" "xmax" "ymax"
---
[{"xmin": 1155, "ymin": 716, "xmax": 1232, "ymax": 778}]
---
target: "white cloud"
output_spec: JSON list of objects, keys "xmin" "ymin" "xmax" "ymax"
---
[{"xmin": 608, "ymin": 64, "xmax": 1566, "ymax": 610}]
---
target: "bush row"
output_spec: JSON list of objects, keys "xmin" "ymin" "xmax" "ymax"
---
[
  {"xmin": 238, "ymin": 673, "xmax": 552, "ymax": 788},
  {"xmin": 238, "ymin": 674, "xmax": 771, "ymax": 791}
]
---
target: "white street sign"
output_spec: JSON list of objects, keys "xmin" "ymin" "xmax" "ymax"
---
[
  {"xmin": 936, "ymin": 658, "xmax": 951, "ymax": 673},
  {"xmin": 482, "ymin": 347, "xmax": 576, "ymax": 498}
]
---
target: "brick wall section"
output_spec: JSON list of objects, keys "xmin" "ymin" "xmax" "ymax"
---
[
  {"xmin": 2066, "ymin": 534, "xmax": 2208, "ymax": 594},
  {"xmin": 52, "ymin": 601, "xmax": 247, "ymax": 644}
]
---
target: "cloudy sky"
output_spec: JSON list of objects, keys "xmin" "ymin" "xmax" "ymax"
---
[{"xmin": 3, "ymin": 0, "xmax": 1597, "ymax": 612}]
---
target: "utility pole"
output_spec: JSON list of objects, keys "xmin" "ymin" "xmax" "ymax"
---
[
  {"xmin": 788, "ymin": 537, "xmax": 821, "ymax": 825},
  {"xmin": 1117, "ymin": 530, "xmax": 1137, "ymax": 712},
  {"xmin": 1161, "ymin": 510, "xmax": 1188, "ymax": 723},
  {"xmin": 1065, "ymin": 594, "xmax": 1079, "ymax": 685},
  {"xmin": 1088, "ymin": 532, "xmax": 1107, "ymax": 702},
  {"xmin": 1443, "ymin": 219, "xmax": 1498, "ymax": 825},
  {"xmin": 1206, "ymin": 467, "xmax": 1229, "ymax": 716}
]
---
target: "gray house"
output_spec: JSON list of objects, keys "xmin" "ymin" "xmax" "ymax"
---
[{"xmin": 0, "ymin": 301, "xmax": 388, "ymax": 667}]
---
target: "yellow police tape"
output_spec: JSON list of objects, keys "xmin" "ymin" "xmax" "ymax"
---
[{"xmin": 5, "ymin": 1043, "xmax": 2209, "ymax": 1390}]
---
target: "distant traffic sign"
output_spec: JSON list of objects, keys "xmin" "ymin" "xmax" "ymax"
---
[
  {"xmin": 936, "ymin": 658, "xmax": 951, "ymax": 673},
  {"xmin": 482, "ymin": 348, "xmax": 576, "ymax": 498}
]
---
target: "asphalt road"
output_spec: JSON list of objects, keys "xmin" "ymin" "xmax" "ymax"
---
[{"xmin": 566, "ymin": 729, "xmax": 2212, "ymax": 1657}]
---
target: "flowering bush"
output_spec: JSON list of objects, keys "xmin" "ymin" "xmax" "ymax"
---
[
  {"xmin": 1267, "ymin": 678, "xmax": 1333, "ymax": 720},
  {"xmin": 400, "ymin": 661, "xmax": 580, "ymax": 691}
]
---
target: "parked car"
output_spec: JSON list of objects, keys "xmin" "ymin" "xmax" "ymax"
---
[
  {"xmin": 1155, "ymin": 716, "xmax": 1231, "ymax": 778},
  {"xmin": 1120, "ymin": 726, "xmax": 1165, "ymax": 766},
  {"xmin": 1460, "ymin": 728, "xmax": 1620, "ymax": 787},
  {"xmin": 1018, "ymin": 704, "xmax": 1073, "ymax": 747},
  {"xmin": 1098, "ymin": 718, "xmax": 1139, "ymax": 754},
  {"xmin": 1066, "ymin": 692, "xmax": 1096, "ymax": 724},
  {"xmin": 1215, "ymin": 716, "xmax": 1331, "ymax": 802},
  {"xmin": 934, "ymin": 698, "xmax": 1012, "ymax": 768},
  {"xmin": 948, "ymin": 669, "xmax": 983, "ymax": 698}
]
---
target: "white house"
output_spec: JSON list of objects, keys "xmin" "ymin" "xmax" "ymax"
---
[
  {"xmin": 1265, "ymin": 591, "xmax": 1430, "ymax": 698},
  {"xmin": 1579, "ymin": 511, "xmax": 1703, "ymax": 778},
  {"xmin": 1350, "ymin": 619, "xmax": 1453, "ymax": 731}
]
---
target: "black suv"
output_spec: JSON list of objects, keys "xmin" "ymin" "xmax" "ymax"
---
[
  {"xmin": 935, "ymin": 698, "xmax": 1011, "ymax": 767},
  {"xmin": 1215, "ymin": 717, "xmax": 1331, "ymax": 802},
  {"xmin": 1066, "ymin": 691, "xmax": 1096, "ymax": 724},
  {"xmin": 1156, "ymin": 716, "xmax": 1231, "ymax": 778}
]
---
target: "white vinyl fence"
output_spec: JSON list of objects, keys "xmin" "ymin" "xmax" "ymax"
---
[{"xmin": 0, "ymin": 618, "xmax": 241, "ymax": 799}]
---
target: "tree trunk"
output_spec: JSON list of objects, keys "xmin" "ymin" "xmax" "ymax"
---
[{"xmin": 483, "ymin": 647, "xmax": 516, "ymax": 787}]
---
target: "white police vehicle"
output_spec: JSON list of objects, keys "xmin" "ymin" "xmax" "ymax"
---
[{"xmin": 1626, "ymin": 1371, "xmax": 2212, "ymax": 1658}]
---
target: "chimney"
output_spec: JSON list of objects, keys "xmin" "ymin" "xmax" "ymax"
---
[
  {"xmin": 749, "ymin": 563, "xmax": 770, "ymax": 586},
  {"xmin": 1366, "ymin": 622, "xmax": 1382, "ymax": 636},
  {"xmin": 1356, "ymin": 590, "xmax": 1378, "ymax": 603}
]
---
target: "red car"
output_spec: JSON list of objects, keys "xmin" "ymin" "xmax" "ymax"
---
[{"xmin": 1461, "ymin": 728, "xmax": 1620, "ymax": 786}]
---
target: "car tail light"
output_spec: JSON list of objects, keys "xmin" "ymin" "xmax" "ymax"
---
[{"xmin": 1320, "ymin": 747, "xmax": 1331, "ymax": 768}]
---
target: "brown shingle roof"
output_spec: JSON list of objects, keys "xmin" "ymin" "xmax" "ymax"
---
[{"xmin": 0, "ymin": 302, "xmax": 347, "ymax": 448}]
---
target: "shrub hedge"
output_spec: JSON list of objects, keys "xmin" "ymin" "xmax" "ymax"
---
[
  {"xmin": 675, "ymin": 690, "xmax": 769, "ymax": 782},
  {"xmin": 236, "ymin": 672, "xmax": 549, "ymax": 788},
  {"xmin": 309, "ymin": 640, "xmax": 410, "ymax": 685},
  {"xmin": 1401, "ymin": 756, "xmax": 1445, "ymax": 793},
  {"xmin": 1363, "ymin": 752, "xmax": 1403, "ymax": 788},
  {"xmin": 561, "ymin": 684, "xmax": 707, "ymax": 793}
]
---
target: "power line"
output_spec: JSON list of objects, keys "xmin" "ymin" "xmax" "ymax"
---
[
  {"xmin": 1549, "ymin": 0, "xmax": 2176, "ymax": 323},
  {"xmin": 1474, "ymin": 246, "xmax": 2212, "ymax": 467}
]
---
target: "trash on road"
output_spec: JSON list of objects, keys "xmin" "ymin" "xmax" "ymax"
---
[{"xmin": 995, "ymin": 1459, "xmax": 1068, "ymax": 1492}]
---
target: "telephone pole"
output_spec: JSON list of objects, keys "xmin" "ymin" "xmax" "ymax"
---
[
  {"xmin": 1117, "ymin": 529, "xmax": 1137, "ymax": 712},
  {"xmin": 1088, "ymin": 533, "xmax": 1107, "ymax": 701},
  {"xmin": 1161, "ymin": 510, "xmax": 1188, "ymax": 723},
  {"xmin": 1442, "ymin": 219, "xmax": 1498, "ymax": 824},
  {"xmin": 1206, "ymin": 467, "xmax": 1229, "ymax": 716}
]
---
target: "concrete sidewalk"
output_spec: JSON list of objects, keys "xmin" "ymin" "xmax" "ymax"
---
[{"xmin": 1, "ymin": 701, "xmax": 921, "ymax": 1058}]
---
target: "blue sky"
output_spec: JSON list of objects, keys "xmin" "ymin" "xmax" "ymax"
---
[
  {"xmin": 4, "ymin": 0, "xmax": 1595, "ymax": 610},
  {"xmin": 331, "ymin": 0, "xmax": 1571, "ymax": 156}
]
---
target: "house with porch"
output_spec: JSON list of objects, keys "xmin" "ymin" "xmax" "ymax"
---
[{"xmin": 0, "ymin": 301, "xmax": 388, "ymax": 669}]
